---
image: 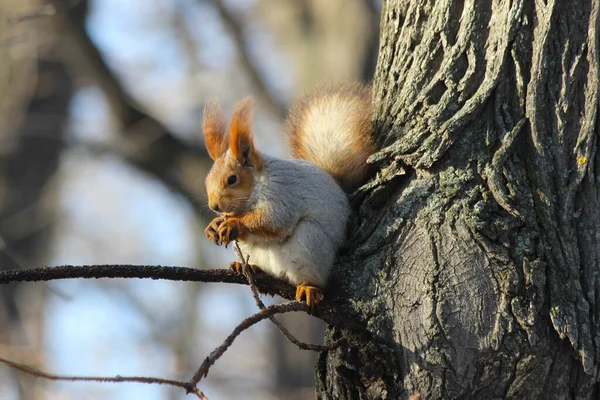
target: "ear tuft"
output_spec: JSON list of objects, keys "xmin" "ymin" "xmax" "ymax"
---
[
  {"xmin": 202, "ymin": 102, "xmax": 228, "ymax": 160},
  {"xmin": 230, "ymin": 97, "xmax": 263, "ymax": 169}
]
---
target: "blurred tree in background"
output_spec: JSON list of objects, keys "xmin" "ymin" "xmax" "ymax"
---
[{"xmin": 0, "ymin": 1, "xmax": 380, "ymax": 399}]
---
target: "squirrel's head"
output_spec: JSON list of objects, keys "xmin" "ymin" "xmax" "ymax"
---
[{"xmin": 202, "ymin": 97, "xmax": 264, "ymax": 217}]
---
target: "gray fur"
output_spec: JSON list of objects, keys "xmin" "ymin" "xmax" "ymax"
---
[{"xmin": 237, "ymin": 153, "xmax": 350, "ymax": 288}]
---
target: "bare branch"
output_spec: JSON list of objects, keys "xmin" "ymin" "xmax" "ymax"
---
[
  {"xmin": 0, "ymin": 264, "xmax": 350, "ymax": 329},
  {"xmin": 189, "ymin": 301, "xmax": 309, "ymax": 386},
  {"xmin": 234, "ymin": 242, "xmax": 345, "ymax": 352},
  {"xmin": 0, "ymin": 265, "xmax": 295, "ymax": 300},
  {"xmin": 0, "ymin": 356, "xmax": 209, "ymax": 399}
]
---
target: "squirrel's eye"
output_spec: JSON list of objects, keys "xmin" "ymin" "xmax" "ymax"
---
[{"xmin": 227, "ymin": 175, "xmax": 237, "ymax": 185}]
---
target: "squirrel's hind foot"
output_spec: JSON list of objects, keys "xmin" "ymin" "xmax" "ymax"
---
[
  {"xmin": 295, "ymin": 285, "xmax": 323, "ymax": 313},
  {"xmin": 230, "ymin": 261, "xmax": 261, "ymax": 275}
]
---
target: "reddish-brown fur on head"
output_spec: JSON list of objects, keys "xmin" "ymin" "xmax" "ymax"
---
[{"xmin": 202, "ymin": 97, "xmax": 263, "ymax": 216}]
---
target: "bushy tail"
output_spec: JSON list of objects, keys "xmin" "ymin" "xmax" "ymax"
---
[{"xmin": 285, "ymin": 83, "xmax": 375, "ymax": 192}]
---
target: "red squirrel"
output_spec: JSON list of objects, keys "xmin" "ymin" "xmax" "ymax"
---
[{"xmin": 202, "ymin": 83, "xmax": 375, "ymax": 310}]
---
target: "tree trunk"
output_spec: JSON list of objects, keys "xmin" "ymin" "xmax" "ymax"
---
[{"xmin": 316, "ymin": 0, "xmax": 600, "ymax": 398}]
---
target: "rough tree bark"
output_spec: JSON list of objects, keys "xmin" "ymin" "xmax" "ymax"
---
[{"xmin": 316, "ymin": 0, "xmax": 599, "ymax": 398}]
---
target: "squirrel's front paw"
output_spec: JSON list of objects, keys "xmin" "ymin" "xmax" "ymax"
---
[
  {"xmin": 218, "ymin": 218, "xmax": 243, "ymax": 247},
  {"xmin": 205, "ymin": 215, "xmax": 227, "ymax": 245}
]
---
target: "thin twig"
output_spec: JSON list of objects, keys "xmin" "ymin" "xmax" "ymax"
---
[
  {"xmin": 0, "ymin": 265, "xmax": 295, "ymax": 299},
  {"xmin": 234, "ymin": 242, "xmax": 345, "ymax": 352},
  {"xmin": 0, "ymin": 356, "xmax": 208, "ymax": 399},
  {"xmin": 189, "ymin": 302, "xmax": 309, "ymax": 385}
]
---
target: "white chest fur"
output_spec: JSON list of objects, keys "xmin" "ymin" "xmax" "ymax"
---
[{"xmin": 237, "ymin": 218, "xmax": 336, "ymax": 288}]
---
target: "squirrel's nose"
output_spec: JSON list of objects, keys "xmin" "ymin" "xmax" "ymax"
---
[{"xmin": 210, "ymin": 203, "xmax": 220, "ymax": 212}]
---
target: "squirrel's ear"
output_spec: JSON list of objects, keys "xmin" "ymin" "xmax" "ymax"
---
[
  {"xmin": 230, "ymin": 97, "xmax": 263, "ymax": 169},
  {"xmin": 202, "ymin": 102, "xmax": 228, "ymax": 160}
]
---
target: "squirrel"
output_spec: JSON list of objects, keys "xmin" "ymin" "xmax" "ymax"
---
[{"xmin": 202, "ymin": 83, "xmax": 375, "ymax": 311}]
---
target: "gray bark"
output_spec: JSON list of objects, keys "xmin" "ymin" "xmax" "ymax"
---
[{"xmin": 316, "ymin": 0, "xmax": 600, "ymax": 398}]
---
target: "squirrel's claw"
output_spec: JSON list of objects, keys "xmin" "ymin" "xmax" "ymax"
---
[
  {"xmin": 230, "ymin": 261, "xmax": 261, "ymax": 275},
  {"xmin": 217, "ymin": 218, "xmax": 239, "ymax": 247},
  {"xmin": 230, "ymin": 261, "xmax": 243, "ymax": 274},
  {"xmin": 205, "ymin": 215, "xmax": 226, "ymax": 245},
  {"xmin": 295, "ymin": 285, "xmax": 323, "ymax": 314}
]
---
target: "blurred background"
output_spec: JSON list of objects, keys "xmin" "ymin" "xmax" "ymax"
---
[{"xmin": 0, "ymin": 0, "xmax": 380, "ymax": 398}]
